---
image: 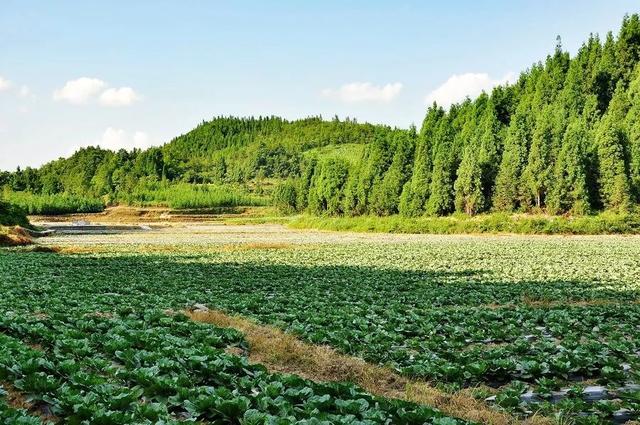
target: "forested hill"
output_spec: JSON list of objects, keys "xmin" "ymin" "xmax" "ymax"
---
[
  {"xmin": 3, "ymin": 14, "xmax": 640, "ymax": 218},
  {"xmin": 0, "ymin": 116, "xmax": 400, "ymax": 201}
]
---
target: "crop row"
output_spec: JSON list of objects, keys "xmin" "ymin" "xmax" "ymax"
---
[{"xmin": 0, "ymin": 309, "xmax": 461, "ymax": 424}]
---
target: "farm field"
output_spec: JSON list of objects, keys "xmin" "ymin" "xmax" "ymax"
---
[{"xmin": 1, "ymin": 224, "xmax": 640, "ymax": 424}]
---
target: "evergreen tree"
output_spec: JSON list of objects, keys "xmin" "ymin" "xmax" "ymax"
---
[
  {"xmin": 627, "ymin": 70, "xmax": 640, "ymax": 200},
  {"xmin": 595, "ymin": 83, "xmax": 632, "ymax": 210},
  {"xmin": 615, "ymin": 14, "xmax": 640, "ymax": 83},
  {"xmin": 370, "ymin": 130, "xmax": 415, "ymax": 215},
  {"xmin": 399, "ymin": 104, "xmax": 443, "ymax": 216},
  {"xmin": 493, "ymin": 110, "xmax": 530, "ymax": 211},
  {"xmin": 426, "ymin": 115, "xmax": 456, "ymax": 215},
  {"xmin": 522, "ymin": 106, "xmax": 555, "ymax": 209},
  {"xmin": 454, "ymin": 145, "xmax": 484, "ymax": 215},
  {"xmin": 548, "ymin": 117, "xmax": 592, "ymax": 214},
  {"xmin": 356, "ymin": 134, "xmax": 393, "ymax": 215},
  {"xmin": 476, "ymin": 101, "xmax": 503, "ymax": 205},
  {"xmin": 307, "ymin": 158, "xmax": 349, "ymax": 215}
]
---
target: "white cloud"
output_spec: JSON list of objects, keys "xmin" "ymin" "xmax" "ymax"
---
[
  {"xmin": 18, "ymin": 85, "xmax": 32, "ymax": 98},
  {"xmin": 99, "ymin": 87, "xmax": 140, "ymax": 106},
  {"xmin": 53, "ymin": 77, "xmax": 106, "ymax": 104},
  {"xmin": 93, "ymin": 127, "xmax": 155, "ymax": 151},
  {"xmin": 322, "ymin": 82, "xmax": 403, "ymax": 103},
  {"xmin": 424, "ymin": 72, "xmax": 516, "ymax": 108},
  {"xmin": 0, "ymin": 76, "xmax": 12, "ymax": 91}
]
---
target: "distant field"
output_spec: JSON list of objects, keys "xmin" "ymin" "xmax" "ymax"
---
[{"xmin": 2, "ymin": 225, "xmax": 639, "ymax": 423}]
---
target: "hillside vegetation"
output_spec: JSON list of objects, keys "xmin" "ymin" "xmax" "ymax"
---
[
  {"xmin": 0, "ymin": 200, "xmax": 31, "ymax": 246},
  {"xmin": 2, "ymin": 15, "xmax": 640, "ymax": 222}
]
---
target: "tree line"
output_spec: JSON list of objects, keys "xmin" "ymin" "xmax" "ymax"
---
[
  {"xmin": 0, "ymin": 116, "xmax": 396, "ymax": 203},
  {"xmin": 276, "ymin": 15, "xmax": 640, "ymax": 216},
  {"xmin": 3, "ymin": 15, "xmax": 640, "ymax": 217}
]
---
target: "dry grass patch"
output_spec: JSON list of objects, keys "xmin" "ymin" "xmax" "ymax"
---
[
  {"xmin": 188, "ymin": 308, "xmax": 548, "ymax": 425},
  {"xmin": 0, "ymin": 226, "xmax": 33, "ymax": 247},
  {"xmin": 55, "ymin": 245, "xmax": 106, "ymax": 255},
  {"xmin": 23, "ymin": 245, "xmax": 61, "ymax": 253}
]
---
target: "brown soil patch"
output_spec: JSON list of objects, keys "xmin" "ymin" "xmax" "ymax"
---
[
  {"xmin": 1, "ymin": 381, "xmax": 30, "ymax": 410},
  {"xmin": 1, "ymin": 381, "xmax": 57, "ymax": 421},
  {"xmin": 188, "ymin": 308, "xmax": 550, "ymax": 425}
]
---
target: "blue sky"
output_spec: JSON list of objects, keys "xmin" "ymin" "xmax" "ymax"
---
[{"xmin": 1, "ymin": 0, "xmax": 639, "ymax": 171}]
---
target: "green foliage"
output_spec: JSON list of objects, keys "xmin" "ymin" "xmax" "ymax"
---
[
  {"xmin": 307, "ymin": 158, "xmax": 349, "ymax": 215},
  {"xmin": 426, "ymin": 115, "xmax": 456, "ymax": 215},
  {"xmin": 272, "ymin": 179, "xmax": 299, "ymax": 214},
  {"xmin": 289, "ymin": 212, "xmax": 640, "ymax": 235},
  {"xmin": 548, "ymin": 117, "xmax": 593, "ymax": 214},
  {"xmin": 369, "ymin": 131, "xmax": 415, "ymax": 215},
  {"xmin": 492, "ymin": 111, "xmax": 531, "ymax": 212},
  {"xmin": 522, "ymin": 105, "xmax": 556, "ymax": 209},
  {"xmin": 0, "ymin": 199, "xmax": 29, "ymax": 227},
  {"xmin": 117, "ymin": 182, "xmax": 267, "ymax": 209},
  {"xmin": 595, "ymin": 84, "xmax": 632, "ymax": 211},
  {"xmin": 2, "ymin": 189, "xmax": 104, "ymax": 215},
  {"xmin": 454, "ymin": 146, "xmax": 484, "ymax": 215},
  {"xmin": 399, "ymin": 105, "xmax": 443, "ymax": 216}
]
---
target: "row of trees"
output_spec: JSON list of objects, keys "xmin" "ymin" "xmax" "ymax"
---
[{"xmin": 276, "ymin": 15, "xmax": 640, "ymax": 216}]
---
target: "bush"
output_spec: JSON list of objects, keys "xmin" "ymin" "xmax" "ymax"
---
[
  {"xmin": 272, "ymin": 180, "xmax": 299, "ymax": 214},
  {"xmin": 1, "ymin": 190, "xmax": 104, "ymax": 215},
  {"xmin": 0, "ymin": 200, "xmax": 30, "ymax": 227},
  {"xmin": 117, "ymin": 182, "xmax": 268, "ymax": 209}
]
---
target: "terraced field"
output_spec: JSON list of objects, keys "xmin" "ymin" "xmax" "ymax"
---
[{"xmin": 1, "ymin": 224, "xmax": 640, "ymax": 423}]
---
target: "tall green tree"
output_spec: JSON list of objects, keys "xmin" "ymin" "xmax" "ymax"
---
[
  {"xmin": 547, "ymin": 117, "xmax": 592, "ymax": 214},
  {"xmin": 399, "ymin": 105, "xmax": 444, "ymax": 216},
  {"xmin": 595, "ymin": 83, "xmax": 632, "ymax": 210},
  {"xmin": 426, "ymin": 114, "xmax": 456, "ymax": 215},
  {"xmin": 522, "ymin": 106, "xmax": 556, "ymax": 209},
  {"xmin": 454, "ymin": 144, "xmax": 484, "ymax": 215},
  {"xmin": 370, "ymin": 130, "xmax": 415, "ymax": 215},
  {"xmin": 492, "ymin": 109, "xmax": 531, "ymax": 211}
]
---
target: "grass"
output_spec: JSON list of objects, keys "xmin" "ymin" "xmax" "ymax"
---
[
  {"xmin": 118, "ymin": 183, "xmax": 269, "ymax": 209},
  {"xmin": 287, "ymin": 212, "xmax": 640, "ymax": 235},
  {"xmin": 2, "ymin": 190, "xmax": 104, "ymax": 215}
]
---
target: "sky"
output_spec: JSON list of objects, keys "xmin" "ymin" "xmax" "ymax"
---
[{"xmin": 1, "ymin": 1, "xmax": 639, "ymax": 171}]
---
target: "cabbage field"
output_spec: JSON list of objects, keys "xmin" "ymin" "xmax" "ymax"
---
[{"xmin": 1, "ymin": 225, "xmax": 640, "ymax": 423}]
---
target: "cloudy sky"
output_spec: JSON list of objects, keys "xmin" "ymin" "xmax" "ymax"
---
[{"xmin": 1, "ymin": 0, "xmax": 638, "ymax": 170}]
